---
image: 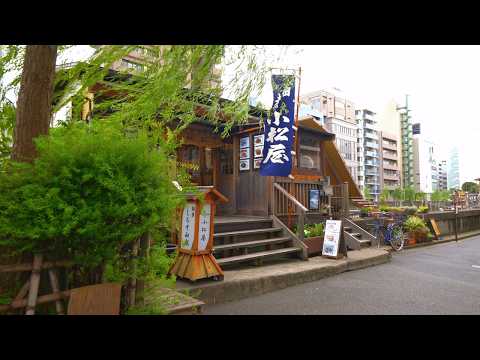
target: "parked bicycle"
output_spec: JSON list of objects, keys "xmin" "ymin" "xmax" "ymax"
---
[{"xmin": 370, "ymin": 212, "xmax": 406, "ymax": 251}]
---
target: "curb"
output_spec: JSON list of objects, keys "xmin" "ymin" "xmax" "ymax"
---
[{"xmin": 178, "ymin": 251, "xmax": 391, "ymax": 305}]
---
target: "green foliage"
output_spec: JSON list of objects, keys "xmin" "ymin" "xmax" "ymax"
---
[
  {"xmin": 404, "ymin": 216, "xmax": 428, "ymax": 232},
  {"xmin": 415, "ymin": 191, "xmax": 426, "ymax": 201},
  {"xmin": 363, "ymin": 187, "xmax": 372, "ymax": 201},
  {"xmin": 461, "ymin": 181, "xmax": 479, "ymax": 193},
  {"xmin": 431, "ymin": 190, "xmax": 451, "ymax": 202},
  {"xmin": 0, "ymin": 120, "xmax": 184, "ymax": 267},
  {"xmin": 403, "ymin": 187, "xmax": 416, "ymax": 202},
  {"xmin": 304, "ymin": 223, "xmax": 325, "ymax": 238},
  {"xmin": 379, "ymin": 188, "xmax": 392, "ymax": 203},
  {"xmin": 417, "ymin": 206, "xmax": 429, "ymax": 213},
  {"xmin": 360, "ymin": 207, "xmax": 369, "ymax": 214},
  {"xmin": 391, "ymin": 187, "xmax": 404, "ymax": 201}
]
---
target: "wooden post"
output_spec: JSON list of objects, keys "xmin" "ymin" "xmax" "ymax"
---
[
  {"xmin": 48, "ymin": 269, "xmax": 65, "ymax": 315},
  {"xmin": 135, "ymin": 232, "xmax": 151, "ymax": 306},
  {"xmin": 297, "ymin": 210, "xmax": 305, "ymax": 242},
  {"xmin": 128, "ymin": 240, "xmax": 139, "ymax": 308},
  {"xmin": 25, "ymin": 254, "xmax": 43, "ymax": 315}
]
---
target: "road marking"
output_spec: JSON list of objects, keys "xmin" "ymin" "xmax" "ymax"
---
[{"xmin": 472, "ymin": 265, "xmax": 480, "ymax": 269}]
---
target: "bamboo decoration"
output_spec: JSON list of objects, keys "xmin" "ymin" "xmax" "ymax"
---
[
  {"xmin": 48, "ymin": 269, "xmax": 65, "ymax": 315},
  {"xmin": 169, "ymin": 186, "xmax": 228, "ymax": 282}
]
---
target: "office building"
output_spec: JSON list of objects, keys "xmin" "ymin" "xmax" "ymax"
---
[{"xmin": 448, "ymin": 147, "xmax": 461, "ymax": 190}]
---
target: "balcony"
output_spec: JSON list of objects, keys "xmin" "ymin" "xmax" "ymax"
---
[
  {"xmin": 365, "ymin": 160, "xmax": 379, "ymax": 167},
  {"xmin": 382, "ymin": 151, "xmax": 397, "ymax": 160},
  {"xmin": 365, "ymin": 142, "xmax": 378, "ymax": 149},
  {"xmin": 382, "ymin": 141, "xmax": 397, "ymax": 151},
  {"xmin": 365, "ymin": 151, "xmax": 378, "ymax": 158},
  {"xmin": 364, "ymin": 117, "xmax": 377, "ymax": 131},
  {"xmin": 383, "ymin": 163, "xmax": 398, "ymax": 171},
  {"xmin": 383, "ymin": 173, "xmax": 399, "ymax": 181},
  {"xmin": 364, "ymin": 132, "xmax": 379, "ymax": 140}
]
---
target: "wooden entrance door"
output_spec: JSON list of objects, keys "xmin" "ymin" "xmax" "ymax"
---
[
  {"xmin": 234, "ymin": 133, "xmax": 269, "ymax": 216},
  {"xmin": 216, "ymin": 146, "xmax": 235, "ymax": 215}
]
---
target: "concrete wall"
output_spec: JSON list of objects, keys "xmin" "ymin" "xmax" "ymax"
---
[{"xmin": 421, "ymin": 209, "xmax": 480, "ymax": 237}]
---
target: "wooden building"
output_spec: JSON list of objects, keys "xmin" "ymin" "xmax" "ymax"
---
[{"xmin": 70, "ymin": 69, "xmax": 365, "ymax": 266}]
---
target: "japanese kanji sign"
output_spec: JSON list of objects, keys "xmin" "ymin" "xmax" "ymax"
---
[
  {"xmin": 260, "ymin": 74, "xmax": 295, "ymax": 177},
  {"xmin": 180, "ymin": 202, "xmax": 196, "ymax": 250},
  {"xmin": 198, "ymin": 203, "xmax": 211, "ymax": 251}
]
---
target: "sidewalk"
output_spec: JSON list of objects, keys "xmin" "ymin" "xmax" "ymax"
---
[
  {"xmin": 382, "ymin": 229, "xmax": 480, "ymax": 253},
  {"xmin": 175, "ymin": 248, "xmax": 390, "ymax": 305}
]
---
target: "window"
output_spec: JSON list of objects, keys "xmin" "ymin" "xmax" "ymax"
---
[
  {"xmin": 299, "ymin": 131, "xmax": 321, "ymax": 170},
  {"xmin": 121, "ymin": 59, "xmax": 144, "ymax": 72}
]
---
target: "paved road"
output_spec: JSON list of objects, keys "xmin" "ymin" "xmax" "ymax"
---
[{"xmin": 204, "ymin": 236, "xmax": 480, "ymax": 314}]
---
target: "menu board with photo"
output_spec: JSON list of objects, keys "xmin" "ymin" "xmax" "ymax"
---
[
  {"xmin": 240, "ymin": 137, "xmax": 250, "ymax": 149},
  {"xmin": 240, "ymin": 147, "xmax": 250, "ymax": 159},
  {"xmin": 253, "ymin": 134, "xmax": 264, "ymax": 147},
  {"xmin": 322, "ymin": 220, "xmax": 341, "ymax": 257},
  {"xmin": 254, "ymin": 158, "xmax": 262, "ymax": 169},
  {"xmin": 254, "ymin": 145, "xmax": 263, "ymax": 158},
  {"xmin": 240, "ymin": 159, "xmax": 250, "ymax": 171}
]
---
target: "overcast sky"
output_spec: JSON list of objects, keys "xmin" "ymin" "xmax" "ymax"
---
[
  {"xmin": 267, "ymin": 45, "xmax": 479, "ymax": 184},
  {"xmin": 63, "ymin": 45, "xmax": 479, "ymax": 183}
]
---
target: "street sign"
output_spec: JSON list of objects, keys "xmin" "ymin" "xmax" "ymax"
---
[{"xmin": 322, "ymin": 220, "xmax": 342, "ymax": 258}]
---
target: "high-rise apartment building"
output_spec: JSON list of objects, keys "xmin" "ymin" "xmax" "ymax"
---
[
  {"xmin": 448, "ymin": 147, "xmax": 461, "ymax": 190},
  {"xmin": 379, "ymin": 131, "xmax": 401, "ymax": 191},
  {"xmin": 437, "ymin": 160, "xmax": 448, "ymax": 190},
  {"xmin": 356, "ymin": 109, "xmax": 380, "ymax": 201},
  {"xmin": 301, "ymin": 89, "xmax": 358, "ymax": 184},
  {"xmin": 377, "ymin": 96, "xmax": 415, "ymax": 189}
]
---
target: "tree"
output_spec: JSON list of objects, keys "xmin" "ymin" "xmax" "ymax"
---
[
  {"xmin": 392, "ymin": 187, "xmax": 404, "ymax": 206},
  {"xmin": 11, "ymin": 46, "xmax": 57, "ymax": 163},
  {"xmin": 364, "ymin": 186, "xmax": 372, "ymax": 201},
  {"xmin": 462, "ymin": 181, "xmax": 479, "ymax": 193},
  {"xmin": 379, "ymin": 188, "xmax": 392, "ymax": 204}
]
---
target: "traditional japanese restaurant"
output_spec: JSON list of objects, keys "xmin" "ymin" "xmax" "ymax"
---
[{"xmin": 72, "ymin": 68, "xmax": 363, "ymax": 271}]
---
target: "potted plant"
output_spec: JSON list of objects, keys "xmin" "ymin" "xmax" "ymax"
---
[
  {"xmin": 300, "ymin": 223, "xmax": 325, "ymax": 257},
  {"xmin": 417, "ymin": 205, "xmax": 429, "ymax": 214},
  {"xmin": 403, "ymin": 215, "xmax": 429, "ymax": 245},
  {"xmin": 360, "ymin": 207, "xmax": 369, "ymax": 218}
]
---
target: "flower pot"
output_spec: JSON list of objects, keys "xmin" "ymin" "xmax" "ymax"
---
[
  {"xmin": 304, "ymin": 236, "xmax": 324, "ymax": 257},
  {"xmin": 407, "ymin": 232, "xmax": 417, "ymax": 245}
]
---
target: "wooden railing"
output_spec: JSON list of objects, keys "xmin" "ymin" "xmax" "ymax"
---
[
  {"xmin": 273, "ymin": 179, "xmax": 329, "ymax": 216},
  {"xmin": 273, "ymin": 182, "xmax": 308, "ymax": 241}
]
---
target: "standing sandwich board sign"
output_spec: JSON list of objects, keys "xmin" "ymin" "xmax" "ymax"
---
[{"xmin": 322, "ymin": 220, "xmax": 343, "ymax": 259}]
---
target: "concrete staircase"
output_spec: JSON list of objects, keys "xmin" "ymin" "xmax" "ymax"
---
[
  {"xmin": 213, "ymin": 217, "xmax": 303, "ymax": 268},
  {"xmin": 343, "ymin": 218, "xmax": 377, "ymax": 250}
]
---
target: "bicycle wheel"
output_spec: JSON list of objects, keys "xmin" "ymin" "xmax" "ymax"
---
[{"xmin": 389, "ymin": 225, "xmax": 404, "ymax": 251}]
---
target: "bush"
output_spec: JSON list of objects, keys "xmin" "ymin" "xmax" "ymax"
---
[
  {"xmin": 0, "ymin": 121, "xmax": 183, "ymax": 268},
  {"xmin": 404, "ymin": 216, "xmax": 428, "ymax": 233},
  {"xmin": 417, "ymin": 206, "xmax": 429, "ymax": 214},
  {"xmin": 403, "ymin": 206, "xmax": 418, "ymax": 216}
]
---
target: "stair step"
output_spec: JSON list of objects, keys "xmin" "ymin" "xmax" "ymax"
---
[
  {"xmin": 351, "ymin": 233, "xmax": 362, "ymax": 238},
  {"xmin": 358, "ymin": 239, "xmax": 371, "ymax": 246},
  {"xmin": 214, "ymin": 227, "xmax": 282, "ymax": 238},
  {"xmin": 217, "ymin": 247, "xmax": 301, "ymax": 266},
  {"xmin": 344, "ymin": 227, "xmax": 352, "ymax": 232},
  {"xmin": 214, "ymin": 237, "xmax": 291, "ymax": 252}
]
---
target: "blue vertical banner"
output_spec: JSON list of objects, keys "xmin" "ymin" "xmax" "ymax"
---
[{"xmin": 260, "ymin": 74, "xmax": 296, "ymax": 177}]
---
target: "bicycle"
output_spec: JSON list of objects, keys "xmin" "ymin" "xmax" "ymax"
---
[{"xmin": 370, "ymin": 212, "xmax": 406, "ymax": 251}]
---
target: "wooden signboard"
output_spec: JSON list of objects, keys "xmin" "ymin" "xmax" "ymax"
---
[
  {"xmin": 430, "ymin": 219, "xmax": 441, "ymax": 239},
  {"xmin": 67, "ymin": 283, "xmax": 122, "ymax": 315}
]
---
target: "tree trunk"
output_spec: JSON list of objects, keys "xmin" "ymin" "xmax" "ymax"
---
[{"xmin": 11, "ymin": 45, "xmax": 57, "ymax": 163}]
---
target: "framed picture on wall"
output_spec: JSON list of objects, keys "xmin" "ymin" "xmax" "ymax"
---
[
  {"xmin": 254, "ymin": 145, "xmax": 263, "ymax": 158},
  {"xmin": 240, "ymin": 147, "xmax": 250, "ymax": 159},
  {"xmin": 308, "ymin": 189, "xmax": 320, "ymax": 210},
  {"xmin": 240, "ymin": 159, "xmax": 250, "ymax": 171},
  {"xmin": 253, "ymin": 134, "xmax": 264, "ymax": 146},
  {"xmin": 240, "ymin": 137, "xmax": 250, "ymax": 149},
  {"xmin": 254, "ymin": 158, "xmax": 262, "ymax": 169}
]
